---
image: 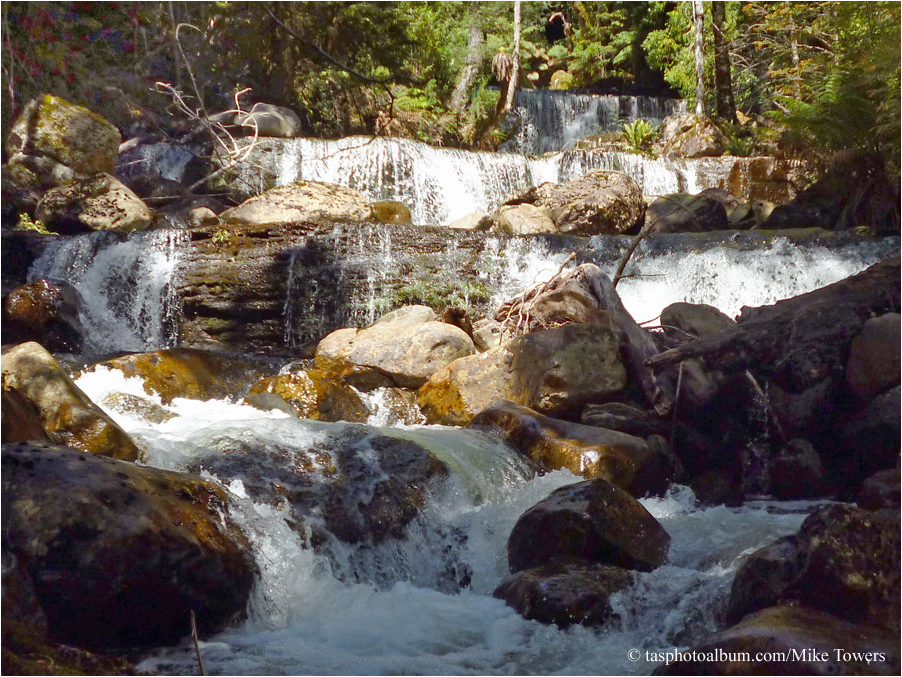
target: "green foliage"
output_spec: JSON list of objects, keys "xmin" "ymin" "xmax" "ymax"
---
[
  {"xmin": 15, "ymin": 212, "xmax": 53, "ymax": 234},
  {"xmin": 392, "ymin": 277, "xmax": 489, "ymax": 313},
  {"xmin": 621, "ymin": 119, "xmax": 657, "ymax": 153},
  {"xmin": 211, "ymin": 228, "xmax": 232, "ymax": 246}
]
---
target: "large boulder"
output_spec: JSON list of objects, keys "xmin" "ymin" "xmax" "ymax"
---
[
  {"xmin": 655, "ymin": 605, "xmax": 899, "ymax": 676},
  {"xmin": 502, "ymin": 171, "xmax": 645, "ymax": 235},
  {"xmin": 845, "ymin": 313, "xmax": 900, "ymax": 401},
  {"xmin": 727, "ymin": 503, "xmax": 900, "ymax": 632},
  {"xmin": 85, "ymin": 348, "xmax": 276, "ymax": 405},
  {"xmin": 417, "ymin": 322, "xmax": 628, "ymax": 424},
  {"xmin": 1, "ymin": 279, "xmax": 84, "ymax": 352},
  {"xmin": 243, "ymin": 368, "xmax": 369, "ymax": 422},
  {"xmin": 835, "ymin": 385, "xmax": 901, "ymax": 485},
  {"xmin": 493, "ymin": 559, "xmax": 633, "ymax": 627},
  {"xmin": 492, "ymin": 203, "xmax": 556, "ymax": 235},
  {"xmin": 1, "ymin": 342, "xmax": 140, "ymax": 461},
  {"xmin": 315, "ymin": 305, "xmax": 475, "ymax": 390},
  {"xmin": 768, "ymin": 438, "xmax": 831, "ymax": 499},
  {"xmin": 660, "ymin": 302, "xmax": 736, "ymax": 341},
  {"xmin": 645, "ymin": 193, "xmax": 729, "ymax": 234},
  {"xmin": 469, "ymin": 400, "xmax": 676, "ymax": 496},
  {"xmin": 35, "ymin": 173, "xmax": 152, "ymax": 233},
  {"xmin": 858, "ymin": 468, "xmax": 901, "ymax": 512},
  {"xmin": 235, "ymin": 103, "xmax": 302, "ymax": 138},
  {"xmin": 507, "ymin": 478, "xmax": 670, "ymax": 573},
  {"xmin": 220, "ymin": 181, "xmax": 371, "ymax": 226},
  {"xmin": 660, "ymin": 113, "xmax": 726, "ymax": 158},
  {"xmin": 5, "ymin": 95, "xmax": 120, "ymax": 179},
  {"xmin": 1, "ymin": 442, "xmax": 256, "ymax": 650}
]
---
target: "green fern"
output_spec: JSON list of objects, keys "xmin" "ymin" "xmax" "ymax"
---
[{"xmin": 621, "ymin": 119, "xmax": 657, "ymax": 153}]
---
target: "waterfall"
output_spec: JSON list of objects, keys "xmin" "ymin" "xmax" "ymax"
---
[
  {"xmin": 70, "ymin": 367, "xmax": 817, "ymax": 676},
  {"xmin": 501, "ymin": 90, "xmax": 686, "ymax": 155},
  {"xmin": 28, "ymin": 229, "xmax": 187, "ymax": 355}
]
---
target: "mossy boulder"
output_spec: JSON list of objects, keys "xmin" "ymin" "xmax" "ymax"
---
[
  {"xmin": 660, "ymin": 113, "xmax": 726, "ymax": 158},
  {"xmin": 1, "ymin": 442, "xmax": 256, "ymax": 651},
  {"xmin": 1, "ymin": 279, "xmax": 84, "ymax": 352},
  {"xmin": 507, "ymin": 478, "xmax": 670, "ymax": 573},
  {"xmin": 5, "ymin": 95, "xmax": 120, "ymax": 178},
  {"xmin": 85, "ymin": 348, "xmax": 276, "ymax": 405},
  {"xmin": 370, "ymin": 200, "xmax": 412, "ymax": 224},
  {"xmin": 1, "ymin": 342, "xmax": 140, "ymax": 461}
]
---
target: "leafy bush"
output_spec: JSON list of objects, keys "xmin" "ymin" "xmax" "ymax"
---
[{"xmin": 621, "ymin": 119, "xmax": 657, "ymax": 153}]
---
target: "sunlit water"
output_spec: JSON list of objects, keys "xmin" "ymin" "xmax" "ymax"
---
[{"xmin": 73, "ymin": 368, "xmax": 819, "ymax": 676}]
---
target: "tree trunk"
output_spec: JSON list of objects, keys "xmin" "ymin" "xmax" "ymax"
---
[
  {"xmin": 711, "ymin": 1, "xmax": 736, "ymax": 122},
  {"xmin": 692, "ymin": 0, "xmax": 706, "ymax": 117},
  {"xmin": 449, "ymin": 20, "xmax": 484, "ymax": 116},
  {"xmin": 503, "ymin": 0, "xmax": 521, "ymax": 115}
]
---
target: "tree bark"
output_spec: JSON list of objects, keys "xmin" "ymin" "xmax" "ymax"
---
[
  {"xmin": 449, "ymin": 20, "xmax": 484, "ymax": 116},
  {"xmin": 503, "ymin": 0, "xmax": 521, "ymax": 115},
  {"xmin": 692, "ymin": 0, "xmax": 706, "ymax": 117},
  {"xmin": 711, "ymin": 1, "xmax": 736, "ymax": 122}
]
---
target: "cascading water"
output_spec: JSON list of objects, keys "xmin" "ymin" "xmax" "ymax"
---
[
  {"xmin": 501, "ymin": 89, "xmax": 685, "ymax": 155},
  {"xmin": 222, "ymin": 136, "xmax": 738, "ymax": 225},
  {"xmin": 28, "ymin": 228, "xmax": 187, "ymax": 355},
  {"xmin": 73, "ymin": 367, "xmax": 820, "ymax": 676}
]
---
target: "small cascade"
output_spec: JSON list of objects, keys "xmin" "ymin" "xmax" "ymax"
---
[
  {"xmin": 502, "ymin": 89, "xmax": 685, "ymax": 155},
  {"xmin": 28, "ymin": 229, "xmax": 187, "ymax": 355},
  {"xmin": 221, "ymin": 136, "xmax": 739, "ymax": 225}
]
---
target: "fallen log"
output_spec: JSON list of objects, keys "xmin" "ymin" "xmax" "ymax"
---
[{"xmin": 647, "ymin": 255, "xmax": 900, "ymax": 393}]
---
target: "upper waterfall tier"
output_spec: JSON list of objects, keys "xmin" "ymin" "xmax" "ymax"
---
[
  {"xmin": 501, "ymin": 90, "xmax": 685, "ymax": 155},
  {"xmin": 207, "ymin": 136, "xmax": 752, "ymax": 226}
]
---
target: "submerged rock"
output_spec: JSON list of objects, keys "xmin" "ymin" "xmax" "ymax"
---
[
  {"xmin": 1, "ymin": 342, "xmax": 140, "ymax": 461},
  {"xmin": 727, "ymin": 503, "xmax": 900, "ymax": 632},
  {"xmin": 655, "ymin": 605, "xmax": 899, "ymax": 676},
  {"xmin": 493, "ymin": 559, "xmax": 633, "ymax": 627},
  {"xmin": 1, "ymin": 442, "xmax": 256, "ymax": 650},
  {"xmin": 470, "ymin": 400, "xmax": 676, "ymax": 496},
  {"xmin": 507, "ymin": 478, "xmax": 670, "ymax": 573},
  {"xmin": 315, "ymin": 305, "xmax": 475, "ymax": 390}
]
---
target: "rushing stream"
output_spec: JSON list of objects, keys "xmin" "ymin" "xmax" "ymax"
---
[{"xmin": 24, "ymin": 89, "xmax": 898, "ymax": 675}]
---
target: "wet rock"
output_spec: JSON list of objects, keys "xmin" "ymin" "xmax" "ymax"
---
[
  {"xmin": 1, "ymin": 442, "xmax": 256, "ymax": 650},
  {"xmin": 418, "ymin": 323, "xmax": 627, "ymax": 424},
  {"xmin": 5, "ymin": 95, "xmax": 120, "ymax": 180},
  {"xmin": 470, "ymin": 400, "xmax": 676, "ymax": 496},
  {"xmin": 858, "ymin": 468, "xmax": 901, "ymax": 513},
  {"xmin": 646, "ymin": 193, "xmax": 729, "ymax": 234},
  {"xmin": 688, "ymin": 468, "xmax": 742, "ymax": 506},
  {"xmin": 243, "ymin": 368, "xmax": 369, "ymax": 422},
  {"xmin": 1, "ymin": 342, "xmax": 140, "ymax": 461},
  {"xmin": 370, "ymin": 200, "xmax": 412, "ymax": 224},
  {"xmin": 99, "ymin": 392, "xmax": 176, "ymax": 425},
  {"xmin": 507, "ymin": 478, "xmax": 670, "ymax": 573},
  {"xmin": 185, "ymin": 424, "xmax": 447, "ymax": 545},
  {"xmin": 1, "ymin": 278, "xmax": 84, "ymax": 352},
  {"xmin": 661, "ymin": 114, "xmax": 726, "ymax": 158},
  {"xmin": 86, "ymin": 347, "xmax": 276, "ymax": 405},
  {"xmin": 364, "ymin": 387, "xmax": 425, "ymax": 425},
  {"xmin": 503, "ymin": 170, "xmax": 644, "ymax": 235},
  {"xmin": 769, "ymin": 438, "xmax": 831, "ymax": 499},
  {"xmin": 655, "ymin": 605, "xmax": 900, "ymax": 676},
  {"xmin": 660, "ymin": 302, "xmax": 736, "ymax": 341},
  {"xmin": 447, "ymin": 211, "xmax": 492, "ymax": 230},
  {"xmin": 492, "ymin": 203, "xmax": 556, "ymax": 235},
  {"xmin": 220, "ymin": 180, "xmax": 371, "ymax": 226},
  {"xmin": 581, "ymin": 402, "xmax": 668, "ymax": 438},
  {"xmin": 845, "ymin": 313, "xmax": 900, "ymax": 401},
  {"xmin": 493, "ymin": 559, "xmax": 633, "ymax": 627},
  {"xmin": 727, "ymin": 503, "xmax": 900, "ymax": 632},
  {"xmin": 315, "ymin": 305, "xmax": 475, "ymax": 391},
  {"xmin": 726, "ymin": 156, "xmax": 809, "ymax": 206}
]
